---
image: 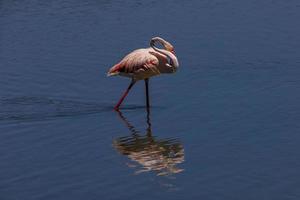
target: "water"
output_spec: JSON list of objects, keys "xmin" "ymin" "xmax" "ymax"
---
[{"xmin": 1, "ymin": 0, "xmax": 300, "ymax": 199}]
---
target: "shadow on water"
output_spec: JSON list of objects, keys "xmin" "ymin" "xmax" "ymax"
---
[{"xmin": 113, "ymin": 109, "xmax": 184, "ymax": 177}]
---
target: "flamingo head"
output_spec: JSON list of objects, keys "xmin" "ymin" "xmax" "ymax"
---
[{"xmin": 165, "ymin": 44, "xmax": 175, "ymax": 55}]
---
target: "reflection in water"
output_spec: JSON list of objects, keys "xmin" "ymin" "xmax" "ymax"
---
[{"xmin": 113, "ymin": 110, "xmax": 184, "ymax": 176}]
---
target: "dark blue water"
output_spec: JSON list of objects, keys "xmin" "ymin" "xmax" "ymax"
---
[{"xmin": 1, "ymin": 0, "xmax": 300, "ymax": 199}]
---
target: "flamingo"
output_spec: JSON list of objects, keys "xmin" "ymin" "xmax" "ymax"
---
[{"xmin": 107, "ymin": 37, "xmax": 179, "ymax": 110}]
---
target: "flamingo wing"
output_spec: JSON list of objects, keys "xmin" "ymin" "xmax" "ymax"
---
[{"xmin": 107, "ymin": 49, "xmax": 160, "ymax": 79}]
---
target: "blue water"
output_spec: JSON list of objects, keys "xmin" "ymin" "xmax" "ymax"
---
[{"xmin": 1, "ymin": 0, "xmax": 300, "ymax": 199}]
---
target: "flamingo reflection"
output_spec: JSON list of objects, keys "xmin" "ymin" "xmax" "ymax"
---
[{"xmin": 113, "ymin": 110, "xmax": 184, "ymax": 176}]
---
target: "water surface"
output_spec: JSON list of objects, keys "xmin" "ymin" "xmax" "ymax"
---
[{"xmin": 1, "ymin": 0, "xmax": 300, "ymax": 199}]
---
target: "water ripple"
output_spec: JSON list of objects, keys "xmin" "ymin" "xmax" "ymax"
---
[{"xmin": 0, "ymin": 96, "xmax": 110, "ymax": 123}]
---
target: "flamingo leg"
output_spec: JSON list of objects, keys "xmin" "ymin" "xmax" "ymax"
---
[
  {"xmin": 114, "ymin": 79, "xmax": 136, "ymax": 110},
  {"xmin": 145, "ymin": 78, "xmax": 150, "ymax": 108}
]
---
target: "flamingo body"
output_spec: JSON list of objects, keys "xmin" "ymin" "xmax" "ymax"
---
[{"xmin": 108, "ymin": 48, "xmax": 175, "ymax": 80}]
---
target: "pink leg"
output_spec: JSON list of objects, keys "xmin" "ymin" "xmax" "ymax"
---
[{"xmin": 114, "ymin": 79, "xmax": 136, "ymax": 110}]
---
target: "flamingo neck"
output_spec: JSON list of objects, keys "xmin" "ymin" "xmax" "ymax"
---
[{"xmin": 150, "ymin": 44, "xmax": 179, "ymax": 69}]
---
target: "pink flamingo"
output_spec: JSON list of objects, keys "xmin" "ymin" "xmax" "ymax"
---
[{"xmin": 107, "ymin": 37, "xmax": 179, "ymax": 110}]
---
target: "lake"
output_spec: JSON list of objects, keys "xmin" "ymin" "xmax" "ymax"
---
[{"xmin": 1, "ymin": 0, "xmax": 300, "ymax": 199}]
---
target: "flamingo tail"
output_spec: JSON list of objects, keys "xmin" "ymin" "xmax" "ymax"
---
[{"xmin": 107, "ymin": 63, "xmax": 122, "ymax": 77}]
